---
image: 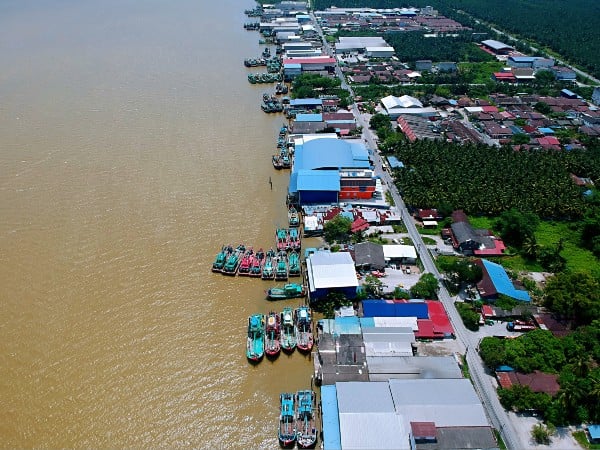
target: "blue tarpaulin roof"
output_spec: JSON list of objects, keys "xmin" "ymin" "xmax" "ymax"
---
[
  {"xmin": 321, "ymin": 385, "xmax": 341, "ymax": 450},
  {"xmin": 482, "ymin": 259, "xmax": 531, "ymax": 302},
  {"xmin": 538, "ymin": 127, "xmax": 555, "ymax": 134}
]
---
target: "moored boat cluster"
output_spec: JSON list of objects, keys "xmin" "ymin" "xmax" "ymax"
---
[{"xmin": 246, "ymin": 306, "xmax": 314, "ymax": 363}]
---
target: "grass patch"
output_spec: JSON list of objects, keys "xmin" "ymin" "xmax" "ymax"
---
[
  {"xmin": 421, "ymin": 236, "xmax": 437, "ymax": 245},
  {"xmin": 468, "ymin": 215, "xmax": 600, "ymax": 276},
  {"xmin": 573, "ymin": 430, "xmax": 600, "ymax": 449},
  {"xmin": 418, "ymin": 227, "xmax": 441, "ymax": 235},
  {"xmin": 494, "ymin": 429, "xmax": 507, "ymax": 450},
  {"xmin": 459, "ymin": 61, "xmax": 505, "ymax": 84},
  {"xmin": 460, "ymin": 355, "xmax": 470, "ymax": 379}
]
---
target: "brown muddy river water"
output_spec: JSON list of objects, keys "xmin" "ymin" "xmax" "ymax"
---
[{"xmin": 0, "ymin": 0, "xmax": 312, "ymax": 447}]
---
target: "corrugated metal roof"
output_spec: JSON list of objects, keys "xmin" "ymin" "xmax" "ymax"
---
[
  {"xmin": 296, "ymin": 170, "xmax": 340, "ymax": 191},
  {"xmin": 306, "ymin": 251, "xmax": 358, "ymax": 289},
  {"xmin": 336, "ymin": 381, "xmax": 395, "ymax": 413},
  {"xmin": 481, "ymin": 259, "xmax": 530, "ymax": 301},
  {"xmin": 321, "ymin": 385, "xmax": 342, "ymax": 450},
  {"xmin": 364, "ymin": 340, "xmax": 413, "ymax": 357},
  {"xmin": 366, "ymin": 356, "xmax": 462, "ymax": 379},
  {"xmin": 294, "ymin": 138, "xmax": 370, "ymax": 171},
  {"xmin": 295, "ymin": 113, "xmax": 323, "ymax": 122},
  {"xmin": 290, "ymin": 98, "xmax": 323, "ymax": 106},
  {"xmin": 382, "ymin": 244, "xmax": 417, "ymax": 259},
  {"xmin": 388, "ymin": 379, "xmax": 489, "ymax": 427},
  {"xmin": 363, "ymin": 316, "xmax": 418, "ymax": 330},
  {"xmin": 339, "ymin": 412, "xmax": 410, "ymax": 450}
]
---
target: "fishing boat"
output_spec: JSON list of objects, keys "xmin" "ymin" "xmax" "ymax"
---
[
  {"xmin": 280, "ymin": 308, "xmax": 297, "ymax": 352},
  {"xmin": 222, "ymin": 244, "xmax": 244, "ymax": 276},
  {"xmin": 265, "ymin": 311, "xmax": 282, "ymax": 357},
  {"xmin": 279, "ymin": 393, "xmax": 296, "ymax": 448},
  {"xmin": 287, "ymin": 251, "xmax": 301, "ymax": 277},
  {"xmin": 295, "ymin": 390, "xmax": 318, "ymax": 449},
  {"xmin": 295, "ymin": 306, "xmax": 314, "ymax": 353},
  {"xmin": 261, "ymin": 248, "xmax": 276, "ymax": 280},
  {"xmin": 249, "ymin": 248, "xmax": 264, "ymax": 277},
  {"xmin": 212, "ymin": 245, "xmax": 229, "ymax": 272},
  {"xmin": 262, "ymin": 47, "xmax": 271, "ymax": 58},
  {"xmin": 272, "ymin": 154, "xmax": 284, "ymax": 169},
  {"xmin": 288, "ymin": 206, "xmax": 300, "ymax": 227},
  {"xmin": 237, "ymin": 247, "xmax": 253, "ymax": 276},
  {"xmin": 276, "ymin": 228, "xmax": 289, "ymax": 251},
  {"xmin": 246, "ymin": 314, "xmax": 265, "ymax": 362},
  {"xmin": 266, "ymin": 282, "xmax": 306, "ymax": 300},
  {"xmin": 275, "ymin": 252, "xmax": 288, "ymax": 281},
  {"xmin": 288, "ymin": 228, "xmax": 301, "ymax": 252}
]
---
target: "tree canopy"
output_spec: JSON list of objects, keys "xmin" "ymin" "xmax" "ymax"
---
[{"xmin": 323, "ymin": 214, "xmax": 352, "ymax": 244}]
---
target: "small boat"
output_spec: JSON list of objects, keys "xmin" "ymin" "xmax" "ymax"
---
[
  {"xmin": 279, "ymin": 393, "xmax": 296, "ymax": 447},
  {"xmin": 223, "ymin": 244, "xmax": 244, "ymax": 276},
  {"xmin": 295, "ymin": 390, "xmax": 318, "ymax": 449},
  {"xmin": 288, "ymin": 228, "xmax": 301, "ymax": 252},
  {"xmin": 249, "ymin": 248, "xmax": 264, "ymax": 277},
  {"xmin": 262, "ymin": 47, "xmax": 271, "ymax": 58},
  {"xmin": 212, "ymin": 245, "xmax": 229, "ymax": 272},
  {"xmin": 288, "ymin": 206, "xmax": 300, "ymax": 227},
  {"xmin": 280, "ymin": 307, "xmax": 297, "ymax": 352},
  {"xmin": 288, "ymin": 251, "xmax": 301, "ymax": 277},
  {"xmin": 295, "ymin": 306, "xmax": 313, "ymax": 353},
  {"xmin": 272, "ymin": 154, "xmax": 284, "ymax": 169},
  {"xmin": 261, "ymin": 248, "xmax": 276, "ymax": 280},
  {"xmin": 275, "ymin": 252, "xmax": 288, "ymax": 281},
  {"xmin": 265, "ymin": 311, "xmax": 282, "ymax": 357},
  {"xmin": 276, "ymin": 228, "xmax": 289, "ymax": 251},
  {"xmin": 266, "ymin": 282, "xmax": 306, "ymax": 300},
  {"xmin": 246, "ymin": 314, "xmax": 265, "ymax": 362},
  {"xmin": 237, "ymin": 247, "xmax": 254, "ymax": 276}
]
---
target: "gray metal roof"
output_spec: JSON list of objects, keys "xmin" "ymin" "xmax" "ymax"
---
[
  {"xmin": 353, "ymin": 242, "xmax": 386, "ymax": 269},
  {"xmin": 389, "ymin": 379, "xmax": 489, "ymax": 427},
  {"xmin": 366, "ymin": 356, "xmax": 463, "ymax": 380},
  {"xmin": 451, "ymin": 221, "xmax": 478, "ymax": 245},
  {"xmin": 416, "ymin": 426, "xmax": 498, "ymax": 450},
  {"xmin": 336, "ymin": 381, "xmax": 394, "ymax": 413},
  {"xmin": 340, "ymin": 412, "xmax": 410, "ymax": 450}
]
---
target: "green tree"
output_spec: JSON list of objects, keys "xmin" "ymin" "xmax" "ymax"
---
[
  {"xmin": 479, "ymin": 336, "xmax": 507, "ymax": 368},
  {"xmin": 495, "ymin": 208, "xmax": 539, "ymax": 248},
  {"xmin": 544, "ymin": 272, "xmax": 600, "ymax": 325},
  {"xmin": 369, "ymin": 113, "xmax": 392, "ymax": 131},
  {"xmin": 410, "ymin": 273, "xmax": 439, "ymax": 299},
  {"xmin": 323, "ymin": 214, "xmax": 352, "ymax": 244},
  {"xmin": 455, "ymin": 302, "xmax": 480, "ymax": 331},
  {"xmin": 362, "ymin": 274, "xmax": 384, "ymax": 297},
  {"xmin": 531, "ymin": 423, "xmax": 555, "ymax": 445}
]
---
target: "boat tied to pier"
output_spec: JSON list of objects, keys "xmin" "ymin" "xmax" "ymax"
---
[
  {"xmin": 295, "ymin": 390, "xmax": 318, "ymax": 449},
  {"xmin": 280, "ymin": 307, "xmax": 297, "ymax": 353},
  {"xmin": 222, "ymin": 244, "xmax": 244, "ymax": 276},
  {"xmin": 288, "ymin": 206, "xmax": 300, "ymax": 227},
  {"xmin": 212, "ymin": 245, "xmax": 229, "ymax": 272},
  {"xmin": 275, "ymin": 252, "xmax": 288, "ymax": 281},
  {"xmin": 279, "ymin": 393, "xmax": 296, "ymax": 447},
  {"xmin": 295, "ymin": 306, "xmax": 314, "ymax": 353},
  {"xmin": 261, "ymin": 248, "xmax": 276, "ymax": 280},
  {"xmin": 246, "ymin": 313, "xmax": 265, "ymax": 362},
  {"xmin": 265, "ymin": 311, "xmax": 282, "ymax": 357},
  {"xmin": 249, "ymin": 248, "xmax": 264, "ymax": 277},
  {"xmin": 287, "ymin": 251, "xmax": 301, "ymax": 277}
]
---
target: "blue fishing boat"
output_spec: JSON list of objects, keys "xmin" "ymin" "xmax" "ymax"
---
[
  {"xmin": 288, "ymin": 206, "xmax": 300, "ymax": 227},
  {"xmin": 211, "ymin": 245, "xmax": 229, "ymax": 272},
  {"xmin": 295, "ymin": 390, "xmax": 317, "ymax": 449},
  {"xmin": 223, "ymin": 244, "xmax": 244, "ymax": 276},
  {"xmin": 246, "ymin": 314, "xmax": 265, "ymax": 362},
  {"xmin": 279, "ymin": 392, "xmax": 296, "ymax": 447},
  {"xmin": 275, "ymin": 252, "xmax": 288, "ymax": 281},
  {"xmin": 287, "ymin": 251, "xmax": 301, "ymax": 277},
  {"xmin": 261, "ymin": 248, "xmax": 276, "ymax": 280},
  {"xmin": 266, "ymin": 282, "xmax": 305, "ymax": 300},
  {"xmin": 288, "ymin": 228, "xmax": 301, "ymax": 252}
]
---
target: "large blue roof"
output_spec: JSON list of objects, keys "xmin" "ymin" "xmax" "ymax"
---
[
  {"xmin": 294, "ymin": 138, "xmax": 370, "ymax": 171},
  {"xmin": 321, "ymin": 385, "xmax": 342, "ymax": 450},
  {"xmin": 482, "ymin": 259, "xmax": 531, "ymax": 302},
  {"xmin": 296, "ymin": 170, "xmax": 340, "ymax": 191}
]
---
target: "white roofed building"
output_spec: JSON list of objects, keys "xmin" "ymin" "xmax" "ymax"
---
[
  {"xmin": 306, "ymin": 250, "xmax": 359, "ymax": 301},
  {"xmin": 380, "ymin": 95, "xmax": 437, "ymax": 119}
]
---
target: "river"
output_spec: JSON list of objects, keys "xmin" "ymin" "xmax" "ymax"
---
[{"xmin": 0, "ymin": 0, "xmax": 313, "ymax": 447}]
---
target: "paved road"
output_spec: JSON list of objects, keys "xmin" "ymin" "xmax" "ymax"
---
[{"xmin": 309, "ymin": 12, "xmax": 522, "ymax": 449}]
